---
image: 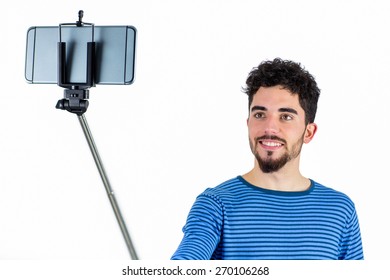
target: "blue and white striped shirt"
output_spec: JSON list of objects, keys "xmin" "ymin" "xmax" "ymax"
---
[{"xmin": 172, "ymin": 176, "xmax": 363, "ymax": 260}]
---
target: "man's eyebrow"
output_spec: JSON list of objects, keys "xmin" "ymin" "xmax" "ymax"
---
[
  {"xmin": 251, "ymin": 106, "xmax": 267, "ymax": 112},
  {"xmin": 250, "ymin": 106, "xmax": 298, "ymax": 115},
  {"xmin": 279, "ymin": 107, "xmax": 298, "ymax": 115}
]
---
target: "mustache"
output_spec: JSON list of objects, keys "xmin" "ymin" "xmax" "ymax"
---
[{"xmin": 256, "ymin": 135, "xmax": 287, "ymax": 145}]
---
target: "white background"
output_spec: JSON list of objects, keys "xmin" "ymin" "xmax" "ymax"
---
[{"xmin": 0, "ymin": 0, "xmax": 388, "ymax": 260}]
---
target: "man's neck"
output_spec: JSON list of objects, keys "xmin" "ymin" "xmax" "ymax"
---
[{"xmin": 242, "ymin": 163, "xmax": 310, "ymax": 192}]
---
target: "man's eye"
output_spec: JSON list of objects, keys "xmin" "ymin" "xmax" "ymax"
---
[
  {"xmin": 254, "ymin": 112, "xmax": 265, "ymax": 119},
  {"xmin": 281, "ymin": 114, "xmax": 293, "ymax": 121}
]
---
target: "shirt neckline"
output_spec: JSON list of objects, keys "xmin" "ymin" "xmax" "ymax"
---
[{"xmin": 237, "ymin": 176, "xmax": 315, "ymax": 197}]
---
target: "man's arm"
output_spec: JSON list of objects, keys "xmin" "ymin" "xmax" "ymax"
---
[
  {"xmin": 339, "ymin": 208, "xmax": 364, "ymax": 260},
  {"xmin": 171, "ymin": 193, "xmax": 224, "ymax": 260}
]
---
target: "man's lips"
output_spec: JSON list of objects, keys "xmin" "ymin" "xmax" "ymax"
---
[
  {"xmin": 261, "ymin": 141, "xmax": 283, "ymax": 147},
  {"xmin": 256, "ymin": 136, "xmax": 286, "ymax": 150}
]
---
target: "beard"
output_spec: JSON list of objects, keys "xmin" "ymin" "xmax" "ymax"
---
[{"xmin": 249, "ymin": 133, "xmax": 305, "ymax": 173}]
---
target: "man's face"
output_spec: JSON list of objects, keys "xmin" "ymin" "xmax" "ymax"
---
[{"xmin": 247, "ymin": 86, "xmax": 317, "ymax": 173}]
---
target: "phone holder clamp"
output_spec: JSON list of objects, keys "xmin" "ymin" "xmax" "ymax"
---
[{"xmin": 56, "ymin": 10, "xmax": 95, "ymax": 116}]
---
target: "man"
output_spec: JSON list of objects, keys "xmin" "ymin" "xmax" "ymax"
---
[{"xmin": 171, "ymin": 58, "xmax": 364, "ymax": 260}]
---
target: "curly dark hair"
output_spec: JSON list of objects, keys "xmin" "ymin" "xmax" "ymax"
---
[{"xmin": 243, "ymin": 58, "xmax": 320, "ymax": 124}]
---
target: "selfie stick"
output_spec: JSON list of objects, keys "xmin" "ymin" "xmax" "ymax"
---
[{"xmin": 55, "ymin": 11, "xmax": 138, "ymax": 260}]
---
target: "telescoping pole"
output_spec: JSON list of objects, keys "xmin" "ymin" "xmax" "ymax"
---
[{"xmin": 78, "ymin": 114, "xmax": 138, "ymax": 260}]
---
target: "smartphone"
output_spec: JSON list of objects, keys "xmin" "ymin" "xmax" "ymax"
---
[{"xmin": 25, "ymin": 25, "xmax": 136, "ymax": 85}]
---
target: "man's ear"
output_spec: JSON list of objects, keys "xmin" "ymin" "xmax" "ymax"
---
[{"xmin": 304, "ymin": 123, "xmax": 317, "ymax": 144}]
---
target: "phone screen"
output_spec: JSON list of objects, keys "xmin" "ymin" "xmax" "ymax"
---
[{"xmin": 25, "ymin": 25, "xmax": 136, "ymax": 85}]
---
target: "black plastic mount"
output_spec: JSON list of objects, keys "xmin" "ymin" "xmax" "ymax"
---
[
  {"xmin": 55, "ymin": 89, "xmax": 89, "ymax": 116},
  {"xmin": 56, "ymin": 10, "xmax": 95, "ymax": 116},
  {"xmin": 57, "ymin": 41, "xmax": 95, "ymax": 90}
]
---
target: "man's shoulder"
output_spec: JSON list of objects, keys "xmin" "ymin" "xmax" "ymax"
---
[
  {"xmin": 311, "ymin": 180, "xmax": 356, "ymax": 206},
  {"xmin": 201, "ymin": 176, "xmax": 244, "ymax": 196}
]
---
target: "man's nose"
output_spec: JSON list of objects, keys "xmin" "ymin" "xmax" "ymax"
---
[{"xmin": 264, "ymin": 116, "xmax": 280, "ymax": 134}]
